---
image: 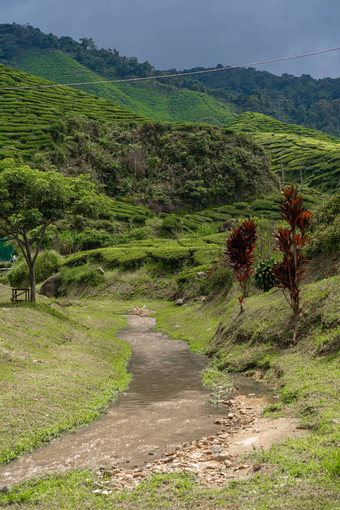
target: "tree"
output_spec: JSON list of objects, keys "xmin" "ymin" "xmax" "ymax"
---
[
  {"xmin": 0, "ymin": 159, "xmax": 109, "ymax": 302},
  {"xmin": 224, "ymin": 219, "xmax": 257, "ymax": 312},
  {"xmin": 272, "ymin": 185, "xmax": 312, "ymax": 316}
]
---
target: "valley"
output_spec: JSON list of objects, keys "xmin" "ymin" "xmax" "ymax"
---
[{"xmin": 0, "ymin": 23, "xmax": 339, "ymax": 509}]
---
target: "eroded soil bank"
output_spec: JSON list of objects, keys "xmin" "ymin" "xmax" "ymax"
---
[{"xmin": 0, "ymin": 315, "xmax": 304, "ymax": 489}]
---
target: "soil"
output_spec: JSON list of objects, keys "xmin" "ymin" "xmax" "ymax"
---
[{"xmin": 0, "ymin": 313, "xmax": 305, "ymax": 491}]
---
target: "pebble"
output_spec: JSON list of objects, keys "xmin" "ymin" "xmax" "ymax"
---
[{"xmin": 94, "ymin": 394, "xmax": 266, "ymax": 492}]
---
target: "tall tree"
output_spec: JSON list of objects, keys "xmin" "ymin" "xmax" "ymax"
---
[{"xmin": 0, "ymin": 159, "xmax": 109, "ymax": 301}]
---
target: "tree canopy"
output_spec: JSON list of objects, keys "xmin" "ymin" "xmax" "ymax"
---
[{"xmin": 0, "ymin": 159, "xmax": 110, "ymax": 300}]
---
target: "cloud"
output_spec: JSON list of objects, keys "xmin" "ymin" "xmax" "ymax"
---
[{"xmin": 1, "ymin": 0, "xmax": 340, "ymax": 77}]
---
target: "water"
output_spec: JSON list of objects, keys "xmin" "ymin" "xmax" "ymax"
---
[{"xmin": 0, "ymin": 315, "xmax": 267, "ymax": 487}]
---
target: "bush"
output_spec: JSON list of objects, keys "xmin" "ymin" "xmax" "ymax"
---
[
  {"xmin": 305, "ymin": 196, "xmax": 340, "ymax": 256},
  {"xmin": 8, "ymin": 261, "xmax": 29, "ymax": 287},
  {"xmin": 35, "ymin": 250, "xmax": 60, "ymax": 283},
  {"xmin": 253, "ymin": 259, "xmax": 277, "ymax": 292},
  {"xmin": 75, "ymin": 228, "xmax": 113, "ymax": 250},
  {"xmin": 60, "ymin": 265, "xmax": 102, "ymax": 289},
  {"xmin": 158, "ymin": 216, "xmax": 183, "ymax": 237},
  {"xmin": 8, "ymin": 250, "xmax": 60, "ymax": 287},
  {"xmin": 204, "ymin": 263, "xmax": 234, "ymax": 296}
]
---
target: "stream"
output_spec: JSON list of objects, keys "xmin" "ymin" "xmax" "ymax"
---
[{"xmin": 0, "ymin": 315, "xmax": 268, "ymax": 487}]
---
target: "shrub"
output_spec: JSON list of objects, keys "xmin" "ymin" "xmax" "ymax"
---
[
  {"xmin": 8, "ymin": 250, "xmax": 60, "ymax": 287},
  {"xmin": 34, "ymin": 250, "xmax": 60, "ymax": 283},
  {"xmin": 204, "ymin": 263, "xmax": 234, "ymax": 296},
  {"xmin": 60, "ymin": 266, "xmax": 102, "ymax": 289},
  {"xmin": 305, "ymin": 196, "xmax": 340, "ymax": 256},
  {"xmin": 224, "ymin": 219, "xmax": 257, "ymax": 311},
  {"xmin": 272, "ymin": 185, "xmax": 312, "ymax": 316},
  {"xmin": 158, "ymin": 216, "xmax": 183, "ymax": 237},
  {"xmin": 8, "ymin": 261, "xmax": 29, "ymax": 287},
  {"xmin": 75, "ymin": 228, "xmax": 113, "ymax": 250},
  {"xmin": 253, "ymin": 259, "xmax": 277, "ymax": 292}
]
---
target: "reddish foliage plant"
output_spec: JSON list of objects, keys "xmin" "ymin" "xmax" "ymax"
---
[
  {"xmin": 224, "ymin": 219, "xmax": 257, "ymax": 312},
  {"xmin": 272, "ymin": 185, "xmax": 312, "ymax": 316}
]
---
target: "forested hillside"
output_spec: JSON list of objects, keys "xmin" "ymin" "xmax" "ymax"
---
[
  {"xmin": 1, "ymin": 23, "xmax": 339, "ymax": 135},
  {"xmin": 0, "ymin": 65, "xmax": 277, "ymax": 210}
]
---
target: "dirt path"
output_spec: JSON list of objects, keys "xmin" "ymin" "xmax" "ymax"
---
[{"xmin": 0, "ymin": 314, "xmax": 305, "ymax": 490}]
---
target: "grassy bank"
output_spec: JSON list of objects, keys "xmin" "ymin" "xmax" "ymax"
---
[
  {"xmin": 0, "ymin": 286, "xmax": 132, "ymax": 465},
  {"xmin": 0, "ymin": 271, "xmax": 339, "ymax": 508}
]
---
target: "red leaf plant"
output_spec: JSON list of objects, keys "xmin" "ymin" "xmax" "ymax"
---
[
  {"xmin": 224, "ymin": 219, "xmax": 257, "ymax": 312},
  {"xmin": 272, "ymin": 185, "xmax": 312, "ymax": 317}
]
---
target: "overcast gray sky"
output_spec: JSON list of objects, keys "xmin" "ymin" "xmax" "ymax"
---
[{"xmin": 1, "ymin": 0, "xmax": 340, "ymax": 78}]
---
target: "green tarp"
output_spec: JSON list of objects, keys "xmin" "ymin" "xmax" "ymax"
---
[{"xmin": 0, "ymin": 238, "xmax": 13, "ymax": 261}]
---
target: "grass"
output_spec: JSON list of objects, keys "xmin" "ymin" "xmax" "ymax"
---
[
  {"xmin": 0, "ymin": 265, "xmax": 338, "ymax": 508},
  {"xmin": 0, "ymin": 285, "xmax": 132, "ymax": 465}
]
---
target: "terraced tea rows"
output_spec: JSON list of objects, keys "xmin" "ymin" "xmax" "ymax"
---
[
  {"xmin": 10, "ymin": 49, "xmax": 236, "ymax": 125},
  {"xmin": 228, "ymin": 112, "xmax": 340, "ymax": 193},
  {"xmin": 0, "ymin": 64, "xmax": 145, "ymax": 158},
  {"xmin": 183, "ymin": 188, "xmax": 323, "ymax": 225}
]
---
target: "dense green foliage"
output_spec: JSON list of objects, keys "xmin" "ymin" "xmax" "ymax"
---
[
  {"xmin": 305, "ymin": 196, "xmax": 340, "ymax": 256},
  {"xmin": 7, "ymin": 250, "xmax": 60, "ymax": 287},
  {"xmin": 253, "ymin": 258, "xmax": 277, "ymax": 292},
  {"xmin": 1, "ymin": 23, "xmax": 339, "ymax": 136},
  {"xmin": 0, "ymin": 158, "xmax": 110, "ymax": 299},
  {"xmin": 229, "ymin": 112, "xmax": 340, "ymax": 193},
  {"xmin": 37, "ymin": 114, "xmax": 277, "ymax": 210},
  {"xmin": 196, "ymin": 65, "xmax": 340, "ymax": 136}
]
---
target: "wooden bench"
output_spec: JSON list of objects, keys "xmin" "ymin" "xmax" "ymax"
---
[
  {"xmin": 11, "ymin": 288, "xmax": 30, "ymax": 303},
  {"xmin": 0, "ymin": 268, "xmax": 11, "ymax": 278}
]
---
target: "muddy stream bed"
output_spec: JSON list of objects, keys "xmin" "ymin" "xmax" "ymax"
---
[{"xmin": 0, "ymin": 315, "xmax": 304, "ymax": 490}]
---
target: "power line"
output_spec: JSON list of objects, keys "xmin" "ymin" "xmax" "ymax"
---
[{"xmin": 0, "ymin": 46, "xmax": 339, "ymax": 91}]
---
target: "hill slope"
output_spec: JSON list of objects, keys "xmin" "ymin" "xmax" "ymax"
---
[
  {"xmin": 0, "ymin": 64, "xmax": 145, "ymax": 159},
  {"xmin": 8, "ymin": 47, "xmax": 236, "ymax": 126},
  {"xmin": 228, "ymin": 112, "xmax": 340, "ymax": 193},
  {"xmin": 1, "ymin": 23, "xmax": 339, "ymax": 136},
  {"xmin": 0, "ymin": 66, "xmax": 278, "ymax": 210}
]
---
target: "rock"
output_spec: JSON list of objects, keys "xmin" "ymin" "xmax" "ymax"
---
[
  {"xmin": 217, "ymin": 219, "xmax": 237, "ymax": 233},
  {"xmin": 96, "ymin": 266, "xmax": 105, "ymax": 275},
  {"xmin": 40, "ymin": 272, "xmax": 61, "ymax": 298},
  {"xmin": 224, "ymin": 459, "xmax": 234, "ymax": 467},
  {"xmin": 213, "ymin": 453, "xmax": 233, "ymax": 462},
  {"xmin": 196, "ymin": 271, "xmax": 207, "ymax": 278},
  {"xmin": 176, "ymin": 299, "xmax": 184, "ymax": 305}
]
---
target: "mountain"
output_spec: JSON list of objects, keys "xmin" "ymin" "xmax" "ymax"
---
[
  {"xmin": 0, "ymin": 64, "xmax": 278, "ymax": 210},
  {"xmin": 228, "ymin": 112, "xmax": 340, "ymax": 193},
  {"xmin": 1, "ymin": 23, "xmax": 339, "ymax": 136},
  {"xmin": 0, "ymin": 25, "xmax": 236, "ymax": 127}
]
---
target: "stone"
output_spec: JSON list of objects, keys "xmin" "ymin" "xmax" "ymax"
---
[
  {"xmin": 39, "ymin": 272, "xmax": 61, "ymax": 298},
  {"xmin": 176, "ymin": 299, "xmax": 184, "ymax": 305},
  {"xmin": 213, "ymin": 453, "xmax": 233, "ymax": 462},
  {"xmin": 217, "ymin": 219, "xmax": 237, "ymax": 233}
]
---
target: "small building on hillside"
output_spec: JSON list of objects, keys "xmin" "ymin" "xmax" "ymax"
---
[{"xmin": 0, "ymin": 238, "xmax": 13, "ymax": 262}]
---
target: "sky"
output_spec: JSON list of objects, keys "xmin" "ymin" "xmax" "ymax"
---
[{"xmin": 1, "ymin": 0, "xmax": 340, "ymax": 79}]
